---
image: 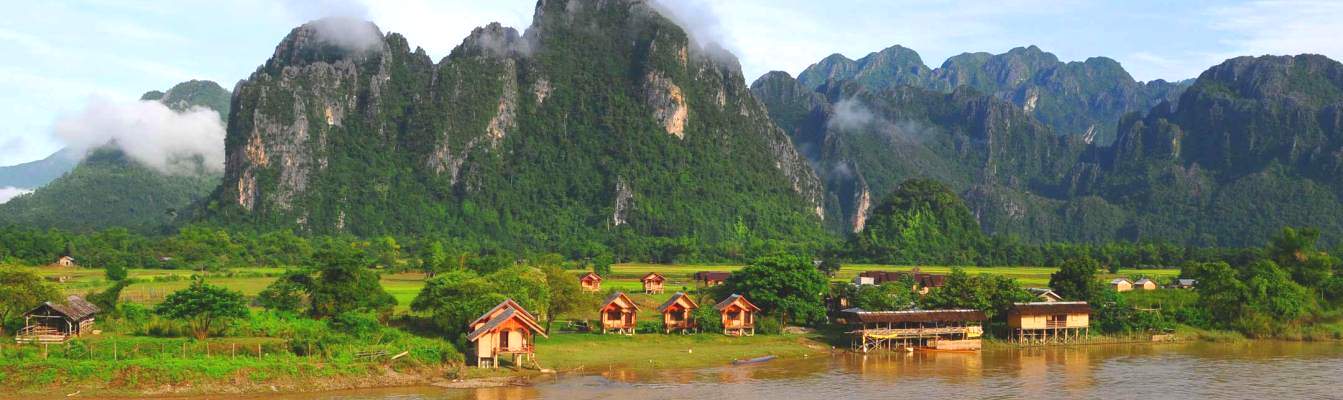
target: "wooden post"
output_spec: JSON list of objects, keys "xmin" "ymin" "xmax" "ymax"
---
[
  {"xmin": 232, "ymin": 343, "xmax": 237, "ymax": 358},
  {"xmin": 114, "ymin": 341, "xmax": 118, "ymax": 361}
]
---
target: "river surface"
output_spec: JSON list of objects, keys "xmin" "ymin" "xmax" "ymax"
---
[{"xmin": 250, "ymin": 341, "xmax": 1343, "ymax": 400}]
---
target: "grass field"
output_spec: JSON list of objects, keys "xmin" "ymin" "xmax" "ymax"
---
[
  {"xmin": 18, "ymin": 262, "xmax": 1181, "ymax": 313},
  {"xmin": 534, "ymin": 332, "xmax": 826, "ymax": 370}
]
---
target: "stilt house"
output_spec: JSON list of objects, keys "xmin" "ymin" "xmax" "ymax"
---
[
  {"xmin": 599, "ymin": 292, "xmax": 639, "ymax": 335},
  {"xmin": 656, "ymin": 292, "xmax": 699, "ymax": 333},
  {"xmin": 466, "ymin": 299, "xmax": 547, "ymax": 368},
  {"xmin": 1008, "ymin": 301, "xmax": 1091, "ymax": 343},
  {"xmin": 714, "ymin": 294, "xmax": 760, "ymax": 336},
  {"xmin": 579, "ymin": 272, "xmax": 602, "ymax": 292},
  {"xmin": 640, "ymin": 272, "xmax": 666, "ymax": 294}
]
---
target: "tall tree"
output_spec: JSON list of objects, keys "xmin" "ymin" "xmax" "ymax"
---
[
  {"xmin": 0, "ymin": 268, "xmax": 59, "ymax": 335},
  {"xmin": 154, "ymin": 276, "xmax": 249, "ymax": 339},
  {"xmin": 1049, "ymin": 257, "xmax": 1102, "ymax": 301},
  {"xmin": 723, "ymin": 254, "xmax": 828, "ymax": 326}
]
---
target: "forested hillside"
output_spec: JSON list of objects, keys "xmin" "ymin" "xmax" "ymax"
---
[
  {"xmin": 0, "ymin": 81, "xmax": 230, "ymax": 232},
  {"xmin": 204, "ymin": 0, "xmax": 828, "ymax": 258}
]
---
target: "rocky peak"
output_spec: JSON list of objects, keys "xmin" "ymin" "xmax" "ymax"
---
[
  {"xmin": 453, "ymin": 22, "xmax": 531, "ymax": 58},
  {"xmin": 264, "ymin": 18, "xmax": 387, "ymax": 72}
]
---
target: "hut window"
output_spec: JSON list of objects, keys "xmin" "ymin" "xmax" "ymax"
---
[
  {"xmin": 607, "ymin": 311, "xmax": 622, "ymax": 321},
  {"xmin": 670, "ymin": 310, "xmax": 684, "ymax": 321}
]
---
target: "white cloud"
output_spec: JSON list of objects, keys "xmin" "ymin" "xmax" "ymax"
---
[
  {"xmin": 0, "ymin": 187, "xmax": 33, "ymax": 204},
  {"xmin": 1209, "ymin": 0, "xmax": 1343, "ymax": 61},
  {"xmin": 53, "ymin": 97, "xmax": 226, "ymax": 175}
]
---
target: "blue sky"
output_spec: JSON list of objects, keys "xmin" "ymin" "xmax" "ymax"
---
[{"xmin": 2, "ymin": 0, "xmax": 1341, "ymax": 166}]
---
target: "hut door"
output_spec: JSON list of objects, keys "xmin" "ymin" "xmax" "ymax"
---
[{"xmin": 500, "ymin": 329, "xmax": 511, "ymax": 350}]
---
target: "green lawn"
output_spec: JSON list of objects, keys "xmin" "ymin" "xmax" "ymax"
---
[{"xmin": 534, "ymin": 332, "xmax": 825, "ymax": 370}]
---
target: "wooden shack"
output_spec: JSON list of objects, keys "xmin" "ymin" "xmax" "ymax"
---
[
  {"xmin": 1110, "ymin": 278, "xmax": 1133, "ymax": 292},
  {"xmin": 640, "ymin": 272, "xmax": 666, "ymax": 294},
  {"xmin": 842, "ymin": 308, "xmax": 985, "ymax": 352},
  {"xmin": 579, "ymin": 272, "xmax": 602, "ymax": 292},
  {"xmin": 17, "ymin": 295, "xmax": 100, "ymax": 343},
  {"xmin": 656, "ymin": 292, "xmax": 699, "ymax": 333},
  {"xmin": 599, "ymin": 292, "xmax": 639, "ymax": 335},
  {"xmin": 694, "ymin": 271, "xmax": 731, "ymax": 286},
  {"xmin": 55, "ymin": 256, "xmax": 76, "ymax": 268},
  {"xmin": 1172, "ymin": 279, "xmax": 1197, "ymax": 289},
  {"xmin": 1133, "ymin": 278, "xmax": 1158, "ymax": 291},
  {"xmin": 714, "ymin": 294, "xmax": 760, "ymax": 336},
  {"xmin": 1008, "ymin": 301, "xmax": 1091, "ymax": 343},
  {"xmin": 466, "ymin": 299, "xmax": 547, "ymax": 368}
]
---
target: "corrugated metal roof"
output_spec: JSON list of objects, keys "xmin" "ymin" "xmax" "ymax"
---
[
  {"xmin": 1010, "ymin": 301, "xmax": 1091, "ymax": 315},
  {"xmin": 844, "ymin": 308, "xmax": 985, "ymax": 323}
]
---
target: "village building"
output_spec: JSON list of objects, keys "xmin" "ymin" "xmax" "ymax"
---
[
  {"xmin": 579, "ymin": 272, "xmax": 602, "ymax": 292},
  {"xmin": 1172, "ymin": 279, "xmax": 1197, "ymax": 289},
  {"xmin": 1008, "ymin": 301, "xmax": 1091, "ymax": 343},
  {"xmin": 656, "ymin": 292, "xmax": 699, "ymax": 333},
  {"xmin": 714, "ymin": 294, "xmax": 760, "ymax": 336},
  {"xmin": 640, "ymin": 272, "xmax": 666, "ymax": 294},
  {"xmin": 858, "ymin": 270, "xmax": 947, "ymax": 294},
  {"xmin": 842, "ymin": 308, "xmax": 985, "ymax": 352},
  {"xmin": 466, "ymin": 299, "xmax": 547, "ymax": 368},
  {"xmin": 1027, "ymin": 288, "xmax": 1064, "ymax": 302},
  {"xmin": 54, "ymin": 255, "xmax": 75, "ymax": 267},
  {"xmin": 16, "ymin": 295, "xmax": 100, "ymax": 343},
  {"xmin": 1110, "ymin": 278, "xmax": 1133, "ymax": 292},
  {"xmin": 599, "ymin": 292, "xmax": 639, "ymax": 335},
  {"xmin": 852, "ymin": 276, "xmax": 876, "ymax": 286},
  {"xmin": 694, "ymin": 271, "xmax": 731, "ymax": 286},
  {"xmin": 1133, "ymin": 278, "xmax": 1159, "ymax": 291}
]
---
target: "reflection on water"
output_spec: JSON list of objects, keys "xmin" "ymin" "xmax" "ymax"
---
[{"xmin": 237, "ymin": 342, "xmax": 1343, "ymax": 400}]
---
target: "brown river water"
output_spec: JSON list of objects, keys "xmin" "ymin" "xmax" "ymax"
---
[{"xmin": 233, "ymin": 341, "xmax": 1343, "ymax": 400}]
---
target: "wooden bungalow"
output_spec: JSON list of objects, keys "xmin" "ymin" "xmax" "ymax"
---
[
  {"xmin": 16, "ymin": 295, "xmax": 100, "ymax": 343},
  {"xmin": 1008, "ymin": 301, "xmax": 1091, "ymax": 344},
  {"xmin": 1172, "ymin": 279, "xmax": 1197, "ymax": 289},
  {"xmin": 1110, "ymin": 278, "xmax": 1133, "ymax": 292},
  {"xmin": 842, "ymin": 308, "xmax": 985, "ymax": 352},
  {"xmin": 694, "ymin": 271, "xmax": 731, "ymax": 286},
  {"xmin": 579, "ymin": 272, "xmax": 602, "ymax": 292},
  {"xmin": 640, "ymin": 272, "xmax": 666, "ymax": 294},
  {"xmin": 1133, "ymin": 278, "xmax": 1158, "ymax": 291},
  {"xmin": 466, "ymin": 299, "xmax": 547, "ymax": 368},
  {"xmin": 55, "ymin": 255, "xmax": 75, "ymax": 268},
  {"xmin": 714, "ymin": 294, "xmax": 760, "ymax": 336},
  {"xmin": 656, "ymin": 292, "xmax": 699, "ymax": 333},
  {"xmin": 1027, "ymin": 288, "xmax": 1064, "ymax": 302},
  {"xmin": 599, "ymin": 292, "xmax": 639, "ymax": 335}
]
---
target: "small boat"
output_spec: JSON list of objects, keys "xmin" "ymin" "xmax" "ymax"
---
[{"xmin": 732, "ymin": 355, "xmax": 777, "ymax": 365}]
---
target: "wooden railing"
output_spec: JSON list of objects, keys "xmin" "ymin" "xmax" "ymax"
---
[{"xmin": 15, "ymin": 326, "xmax": 69, "ymax": 343}]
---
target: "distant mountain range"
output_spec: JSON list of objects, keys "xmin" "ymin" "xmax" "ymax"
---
[
  {"xmin": 0, "ymin": 148, "xmax": 79, "ymax": 190},
  {"xmin": 794, "ymin": 45, "xmax": 1190, "ymax": 145},
  {"xmin": 756, "ymin": 51, "xmax": 1343, "ymax": 246},
  {"xmin": 0, "ymin": 81, "xmax": 229, "ymax": 232}
]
